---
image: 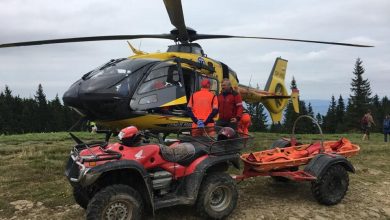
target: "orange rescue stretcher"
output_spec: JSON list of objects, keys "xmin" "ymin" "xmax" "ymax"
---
[
  {"xmin": 234, "ymin": 115, "xmax": 360, "ymax": 182},
  {"xmin": 241, "ymin": 137, "xmax": 360, "ymax": 173},
  {"xmin": 233, "ymin": 115, "xmax": 360, "ymax": 205}
]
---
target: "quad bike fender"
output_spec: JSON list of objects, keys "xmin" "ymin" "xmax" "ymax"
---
[
  {"xmin": 84, "ymin": 160, "xmax": 155, "ymax": 212},
  {"xmin": 184, "ymin": 154, "xmax": 240, "ymax": 202},
  {"xmin": 304, "ymin": 154, "xmax": 355, "ymax": 178}
]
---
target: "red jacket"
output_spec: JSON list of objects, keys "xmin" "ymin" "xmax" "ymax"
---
[{"xmin": 217, "ymin": 90, "xmax": 243, "ymax": 121}]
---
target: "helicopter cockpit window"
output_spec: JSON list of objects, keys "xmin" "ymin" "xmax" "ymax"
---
[
  {"xmin": 138, "ymin": 64, "xmax": 180, "ymax": 94},
  {"xmin": 131, "ymin": 61, "xmax": 187, "ymax": 111}
]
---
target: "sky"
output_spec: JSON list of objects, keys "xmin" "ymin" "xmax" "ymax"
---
[{"xmin": 0, "ymin": 0, "xmax": 389, "ymax": 101}]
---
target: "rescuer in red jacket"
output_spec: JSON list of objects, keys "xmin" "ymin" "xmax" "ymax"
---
[
  {"xmin": 217, "ymin": 78, "xmax": 243, "ymax": 130},
  {"xmin": 187, "ymin": 79, "xmax": 219, "ymax": 136}
]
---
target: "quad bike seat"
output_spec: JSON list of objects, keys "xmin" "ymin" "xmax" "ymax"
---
[{"xmin": 159, "ymin": 142, "xmax": 208, "ymax": 166}]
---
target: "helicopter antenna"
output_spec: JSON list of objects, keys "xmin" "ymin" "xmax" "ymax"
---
[
  {"xmin": 248, "ymin": 74, "xmax": 253, "ymax": 87},
  {"xmin": 138, "ymin": 40, "xmax": 142, "ymax": 51}
]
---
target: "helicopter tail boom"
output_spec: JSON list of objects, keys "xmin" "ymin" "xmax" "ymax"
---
[{"xmin": 238, "ymin": 57, "xmax": 299, "ymax": 123}]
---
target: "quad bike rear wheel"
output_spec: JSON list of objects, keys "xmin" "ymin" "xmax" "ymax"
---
[
  {"xmin": 311, "ymin": 164, "xmax": 349, "ymax": 205},
  {"xmin": 86, "ymin": 184, "xmax": 144, "ymax": 220},
  {"xmin": 196, "ymin": 172, "xmax": 238, "ymax": 219}
]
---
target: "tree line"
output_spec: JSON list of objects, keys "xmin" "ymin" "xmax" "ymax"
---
[
  {"xmin": 248, "ymin": 58, "xmax": 389, "ymax": 133},
  {"xmin": 0, "ymin": 84, "xmax": 80, "ymax": 134}
]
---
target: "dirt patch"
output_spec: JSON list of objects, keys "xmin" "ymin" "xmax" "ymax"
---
[{"xmin": 1, "ymin": 200, "xmax": 84, "ymax": 220}]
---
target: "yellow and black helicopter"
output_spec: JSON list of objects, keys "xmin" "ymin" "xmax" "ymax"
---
[{"xmin": 0, "ymin": 0, "xmax": 371, "ymax": 132}]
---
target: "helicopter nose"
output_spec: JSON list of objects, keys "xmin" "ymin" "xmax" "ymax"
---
[{"xmin": 62, "ymin": 80, "xmax": 84, "ymax": 112}]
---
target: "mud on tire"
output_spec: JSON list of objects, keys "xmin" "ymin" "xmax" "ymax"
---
[
  {"xmin": 86, "ymin": 184, "xmax": 144, "ymax": 220},
  {"xmin": 311, "ymin": 164, "xmax": 349, "ymax": 205},
  {"xmin": 196, "ymin": 172, "xmax": 238, "ymax": 219}
]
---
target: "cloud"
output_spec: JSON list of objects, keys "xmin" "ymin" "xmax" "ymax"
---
[{"xmin": 0, "ymin": 0, "xmax": 389, "ymax": 101}]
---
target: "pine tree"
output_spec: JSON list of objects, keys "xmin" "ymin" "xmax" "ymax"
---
[
  {"xmin": 336, "ymin": 95, "xmax": 346, "ymax": 132},
  {"xmin": 345, "ymin": 58, "xmax": 372, "ymax": 131},
  {"xmin": 294, "ymin": 100, "xmax": 309, "ymax": 134},
  {"xmin": 381, "ymin": 96, "xmax": 390, "ymax": 116},
  {"xmin": 323, "ymin": 95, "xmax": 337, "ymax": 133},
  {"xmin": 34, "ymin": 84, "xmax": 49, "ymax": 132},
  {"xmin": 0, "ymin": 86, "xmax": 14, "ymax": 134},
  {"xmin": 370, "ymin": 94, "xmax": 380, "ymax": 132},
  {"xmin": 305, "ymin": 102, "xmax": 317, "ymax": 133},
  {"xmin": 0, "ymin": 89, "xmax": 5, "ymax": 134},
  {"xmin": 283, "ymin": 77, "xmax": 299, "ymax": 132},
  {"xmin": 247, "ymin": 102, "xmax": 267, "ymax": 132},
  {"xmin": 48, "ymin": 94, "xmax": 65, "ymax": 131}
]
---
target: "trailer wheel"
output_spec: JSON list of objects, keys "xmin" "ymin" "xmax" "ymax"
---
[
  {"xmin": 86, "ymin": 184, "xmax": 143, "ymax": 220},
  {"xmin": 196, "ymin": 173, "xmax": 238, "ymax": 219},
  {"xmin": 311, "ymin": 164, "xmax": 349, "ymax": 205},
  {"xmin": 73, "ymin": 185, "xmax": 90, "ymax": 209}
]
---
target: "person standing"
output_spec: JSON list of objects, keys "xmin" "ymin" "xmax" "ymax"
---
[
  {"xmin": 361, "ymin": 109, "xmax": 376, "ymax": 141},
  {"xmin": 383, "ymin": 114, "xmax": 390, "ymax": 142},
  {"xmin": 217, "ymin": 78, "xmax": 243, "ymax": 130},
  {"xmin": 187, "ymin": 79, "xmax": 219, "ymax": 136}
]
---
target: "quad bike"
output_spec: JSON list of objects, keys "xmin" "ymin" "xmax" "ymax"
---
[
  {"xmin": 65, "ymin": 126, "xmax": 251, "ymax": 220},
  {"xmin": 237, "ymin": 115, "xmax": 360, "ymax": 205}
]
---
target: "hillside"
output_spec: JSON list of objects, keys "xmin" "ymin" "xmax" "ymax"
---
[{"xmin": 0, "ymin": 132, "xmax": 389, "ymax": 219}]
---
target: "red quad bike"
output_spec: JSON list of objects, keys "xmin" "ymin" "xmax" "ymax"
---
[
  {"xmin": 237, "ymin": 115, "xmax": 360, "ymax": 205},
  {"xmin": 65, "ymin": 126, "xmax": 251, "ymax": 220}
]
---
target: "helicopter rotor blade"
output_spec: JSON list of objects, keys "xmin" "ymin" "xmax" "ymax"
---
[
  {"xmin": 163, "ymin": 0, "xmax": 189, "ymax": 42},
  {"xmin": 193, "ymin": 34, "xmax": 373, "ymax": 47},
  {"xmin": 0, "ymin": 34, "xmax": 175, "ymax": 48}
]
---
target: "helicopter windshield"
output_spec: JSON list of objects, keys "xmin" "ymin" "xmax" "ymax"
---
[
  {"xmin": 137, "ymin": 63, "xmax": 180, "ymax": 94},
  {"xmin": 85, "ymin": 58, "xmax": 152, "ymax": 80}
]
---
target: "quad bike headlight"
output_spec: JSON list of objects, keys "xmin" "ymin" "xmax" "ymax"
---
[{"xmin": 118, "ymin": 131, "xmax": 125, "ymax": 140}]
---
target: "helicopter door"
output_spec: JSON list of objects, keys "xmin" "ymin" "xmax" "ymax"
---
[{"xmin": 130, "ymin": 62, "xmax": 187, "ymax": 111}]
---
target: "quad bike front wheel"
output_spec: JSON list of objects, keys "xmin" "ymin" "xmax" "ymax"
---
[
  {"xmin": 196, "ymin": 172, "xmax": 238, "ymax": 219},
  {"xmin": 311, "ymin": 164, "xmax": 349, "ymax": 205},
  {"xmin": 73, "ymin": 185, "xmax": 91, "ymax": 209},
  {"xmin": 86, "ymin": 184, "xmax": 144, "ymax": 220}
]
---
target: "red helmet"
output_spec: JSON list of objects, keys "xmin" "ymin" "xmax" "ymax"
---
[
  {"xmin": 217, "ymin": 127, "xmax": 236, "ymax": 141},
  {"xmin": 118, "ymin": 126, "xmax": 140, "ymax": 146},
  {"xmin": 201, "ymin": 79, "xmax": 210, "ymax": 88}
]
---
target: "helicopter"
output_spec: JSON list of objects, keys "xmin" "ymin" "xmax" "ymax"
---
[{"xmin": 0, "ymin": 0, "xmax": 372, "ymax": 133}]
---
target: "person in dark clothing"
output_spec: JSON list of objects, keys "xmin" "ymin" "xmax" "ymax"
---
[
  {"xmin": 216, "ymin": 78, "xmax": 243, "ymax": 130},
  {"xmin": 383, "ymin": 114, "xmax": 390, "ymax": 142}
]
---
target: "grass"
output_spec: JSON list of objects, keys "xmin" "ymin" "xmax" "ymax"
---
[{"xmin": 0, "ymin": 131, "xmax": 389, "ymax": 218}]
